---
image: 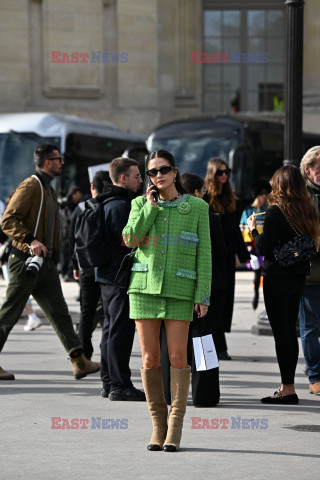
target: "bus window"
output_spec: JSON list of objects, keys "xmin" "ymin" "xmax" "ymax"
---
[
  {"xmin": 122, "ymin": 146, "xmax": 149, "ymax": 180},
  {"xmin": 0, "ymin": 132, "xmax": 60, "ymax": 201},
  {"xmin": 63, "ymin": 133, "xmax": 146, "ymax": 194},
  {"xmin": 147, "ymin": 120, "xmax": 239, "ymax": 177},
  {"xmin": 231, "ymin": 147, "xmax": 255, "ymax": 208}
]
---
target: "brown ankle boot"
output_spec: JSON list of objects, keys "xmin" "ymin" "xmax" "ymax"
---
[
  {"xmin": 141, "ymin": 366, "xmax": 168, "ymax": 451},
  {"xmin": 0, "ymin": 366, "xmax": 15, "ymax": 380},
  {"xmin": 163, "ymin": 366, "xmax": 191, "ymax": 452},
  {"xmin": 70, "ymin": 354, "xmax": 100, "ymax": 380}
]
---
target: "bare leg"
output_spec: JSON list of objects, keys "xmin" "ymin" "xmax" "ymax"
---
[
  {"xmin": 135, "ymin": 319, "xmax": 162, "ymax": 368},
  {"xmin": 164, "ymin": 319, "xmax": 190, "ymax": 369}
]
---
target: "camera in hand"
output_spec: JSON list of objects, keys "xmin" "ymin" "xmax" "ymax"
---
[{"xmin": 25, "ymin": 255, "xmax": 44, "ymax": 277}]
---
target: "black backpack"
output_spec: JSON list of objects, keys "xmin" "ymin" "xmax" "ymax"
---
[{"xmin": 74, "ymin": 197, "xmax": 113, "ymax": 268}]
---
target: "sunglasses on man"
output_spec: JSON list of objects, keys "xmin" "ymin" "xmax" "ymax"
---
[
  {"xmin": 146, "ymin": 166, "xmax": 174, "ymax": 177},
  {"xmin": 216, "ymin": 168, "xmax": 231, "ymax": 177}
]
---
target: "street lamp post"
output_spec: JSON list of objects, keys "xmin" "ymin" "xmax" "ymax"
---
[{"xmin": 283, "ymin": 0, "xmax": 304, "ymax": 167}]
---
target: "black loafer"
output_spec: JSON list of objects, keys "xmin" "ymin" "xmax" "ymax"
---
[
  {"xmin": 101, "ymin": 388, "xmax": 110, "ymax": 398},
  {"xmin": 163, "ymin": 445, "xmax": 177, "ymax": 452},
  {"xmin": 147, "ymin": 444, "xmax": 162, "ymax": 451},
  {"xmin": 261, "ymin": 393, "xmax": 299, "ymax": 404},
  {"xmin": 218, "ymin": 350, "xmax": 232, "ymax": 361},
  {"xmin": 109, "ymin": 386, "xmax": 146, "ymax": 401}
]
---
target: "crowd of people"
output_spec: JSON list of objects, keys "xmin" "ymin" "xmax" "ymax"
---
[{"xmin": 0, "ymin": 143, "xmax": 320, "ymax": 452}]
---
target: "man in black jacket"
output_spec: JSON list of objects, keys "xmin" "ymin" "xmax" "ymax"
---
[
  {"xmin": 95, "ymin": 157, "xmax": 145, "ymax": 401},
  {"xmin": 69, "ymin": 171, "xmax": 111, "ymax": 360}
]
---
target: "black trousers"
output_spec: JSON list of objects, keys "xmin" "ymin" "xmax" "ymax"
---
[
  {"xmin": 100, "ymin": 284, "xmax": 135, "ymax": 391},
  {"xmin": 223, "ymin": 261, "xmax": 235, "ymax": 333},
  {"xmin": 254, "ymin": 268, "xmax": 262, "ymax": 296},
  {"xmin": 78, "ymin": 268, "xmax": 101, "ymax": 359},
  {"xmin": 263, "ymin": 274, "xmax": 306, "ymax": 385},
  {"xmin": 209, "ymin": 290, "xmax": 227, "ymax": 354}
]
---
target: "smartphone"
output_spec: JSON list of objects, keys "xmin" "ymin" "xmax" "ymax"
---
[
  {"xmin": 147, "ymin": 175, "xmax": 160, "ymax": 202},
  {"xmin": 145, "ymin": 156, "xmax": 159, "ymax": 202}
]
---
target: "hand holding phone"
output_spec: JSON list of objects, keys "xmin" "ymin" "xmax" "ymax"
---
[{"xmin": 147, "ymin": 176, "xmax": 159, "ymax": 204}]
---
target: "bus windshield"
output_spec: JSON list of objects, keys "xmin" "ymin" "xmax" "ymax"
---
[
  {"xmin": 0, "ymin": 132, "xmax": 60, "ymax": 201},
  {"xmin": 147, "ymin": 119, "xmax": 241, "ymax": 178}
]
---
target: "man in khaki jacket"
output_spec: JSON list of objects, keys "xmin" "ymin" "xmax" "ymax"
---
[{"xmin": 0, "ymin": 144, "xmax": 99, "ymax": 381}]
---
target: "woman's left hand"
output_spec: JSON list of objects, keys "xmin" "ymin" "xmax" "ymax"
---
[
  {"xmin": 194, "ymin": 303, "xmax": 208, "ymax": 318},
  {"xmin": 247, "ymin": 214, "xmax": 256, "ymax": 231}
]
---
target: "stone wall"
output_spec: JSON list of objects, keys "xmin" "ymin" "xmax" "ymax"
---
[{"xmin": 0, "ymin": 0, "xmax": 319, "ymax": 134}]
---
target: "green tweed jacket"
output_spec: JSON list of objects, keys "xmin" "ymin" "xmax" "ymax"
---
[{"xmin": 122, "ymin": 194, "xmax": 212, "ymax": 305}]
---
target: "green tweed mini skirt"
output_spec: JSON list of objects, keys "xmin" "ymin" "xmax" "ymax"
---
[{"xmin": 129, "ymin": 293, "xmax": 194, "ymax": 322}]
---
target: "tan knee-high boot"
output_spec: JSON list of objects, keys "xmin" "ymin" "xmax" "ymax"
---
[
  {"xmin": 163, "ymin": 366, "xmax": 191, "ymax": 452},
  {"xmin": 140, "ymin": 366, "xmax": 168, "ymax": 451}
]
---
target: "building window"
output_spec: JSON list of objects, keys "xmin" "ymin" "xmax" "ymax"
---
[{"xmin": 203, "ymin": 8, "xmax": 285, "ymax": 113}]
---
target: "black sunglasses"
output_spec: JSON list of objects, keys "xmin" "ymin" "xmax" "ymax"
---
[
  {"xmin": 48, "ymin": 156, "xmax": 63, "ymax": 163},
  {"xmin": 146, "ymin": 166, "xmax": 174, "ymax": 177},
  {"xmin": 216, "ymin": 168, "xmax": 231, "ymax": 177}
]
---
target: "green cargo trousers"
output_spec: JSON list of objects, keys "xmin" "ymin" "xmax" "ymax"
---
[{"xmin": 0, "ymin": 253, "xmax": 83, "ymax": 356}]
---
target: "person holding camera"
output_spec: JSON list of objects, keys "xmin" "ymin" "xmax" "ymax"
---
[{"xmin": 0, "ymin": 144, "xmax": 100, "ymax": 381}]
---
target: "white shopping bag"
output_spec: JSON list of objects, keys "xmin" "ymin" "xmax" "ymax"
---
[
  {"xmin": 250, "ymin": 254, "xmax": 260, "ymax": 271},
  {"xmin": 192, "ymin": 334, "xmax": 219, "ymax": 371}
]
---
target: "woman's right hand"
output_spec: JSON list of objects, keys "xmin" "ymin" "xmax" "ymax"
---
[
  {"xmin": 146, "ymin": 184, "xmax": 158, "ymax": 207},
  {"xmin": 247, "ymin": 214, "xmax": 256, "ymax": 231}
]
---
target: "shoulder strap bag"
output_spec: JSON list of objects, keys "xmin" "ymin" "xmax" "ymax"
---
[
  {"xmin": 114, "ymin": 248, "xmax": 137, "ymax": 290},
  {"xmin": 31, "ymin": 175, "xmax": 44, "ymax": 237},
  {"xmin": 273, "ymin": 204, "xmax": 317, "ymax": 266}
]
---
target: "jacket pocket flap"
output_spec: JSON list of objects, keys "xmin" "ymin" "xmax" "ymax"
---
[
  {"xmin": 180, "ymin": 231, "xmax": 199, "ymax": 244},
  {"xmin": 176, "ymin": 268, "xmax": 197, "ymax": 279},
  {"xmin": 131, "ymin": 263, "xmax": 148, "ymax": 272}
]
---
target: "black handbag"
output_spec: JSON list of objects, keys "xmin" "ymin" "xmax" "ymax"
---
[
  {"xmin": 114, "ymin": 248, "xmax": 137, "ymax": 289},
  {"xmin": 273, "ymin": 205, "xmax": 317, "ymax": 266}
]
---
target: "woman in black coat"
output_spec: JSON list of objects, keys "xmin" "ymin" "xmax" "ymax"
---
[
  {"xmin": 204, "ymin": 158, "xmax": 249, "ymax": 358},
  {"xmin": 247, "ymin": 165, "xmax": 320, "ymax": 404}
]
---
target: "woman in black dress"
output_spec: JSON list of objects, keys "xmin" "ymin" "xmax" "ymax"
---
[
  {"xmin": 204, "ymin": 158, "xmax": 249, "ymax": 359},
  {"xmin": 247, "ymin": 165, "xmax": 320, "ymax": 404}
]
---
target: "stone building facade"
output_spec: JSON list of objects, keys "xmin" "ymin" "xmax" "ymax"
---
[{"xmin": 0, "ymin": 0, "xmax": 319, "ymax": 134}]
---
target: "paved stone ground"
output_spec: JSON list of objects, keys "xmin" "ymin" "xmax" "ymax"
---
[{"xmin": 0, "ymin": 273, "xmax": 319, "ymax": 480}]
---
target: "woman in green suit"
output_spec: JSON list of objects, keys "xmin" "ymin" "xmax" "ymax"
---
[{"xmin": 123, "ymin": 150, "xmax": 212, "ymax": 452}]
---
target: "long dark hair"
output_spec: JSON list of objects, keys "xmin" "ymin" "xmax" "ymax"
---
[
  {"xmin": 146, "ymin": 150, "xmax": 186, "ymax": 194},
  {"xmin": 205, "ymin": 157, "xmax": 236, "ymax": 214},
  {"xmin": 180, "ymin": 172, "xmax": 204, "ymax": 194},
  {"xmin": 269, "ymin": 165, "xmax": 320, "ymax": 245}
]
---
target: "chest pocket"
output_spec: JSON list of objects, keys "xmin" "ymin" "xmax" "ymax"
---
[{"xmin": 179, "ymin": 231, "xmax": 199, "ymax": 256}]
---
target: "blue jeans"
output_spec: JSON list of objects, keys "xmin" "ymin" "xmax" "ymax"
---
[{"xmin": 299, "ymin": 285, "xmax": 320, "ymax": 384}]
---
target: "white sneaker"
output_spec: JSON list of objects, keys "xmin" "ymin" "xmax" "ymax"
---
[{"xmin": 23, "ymin": 315, "xmax": 42, "ymax": 332}]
